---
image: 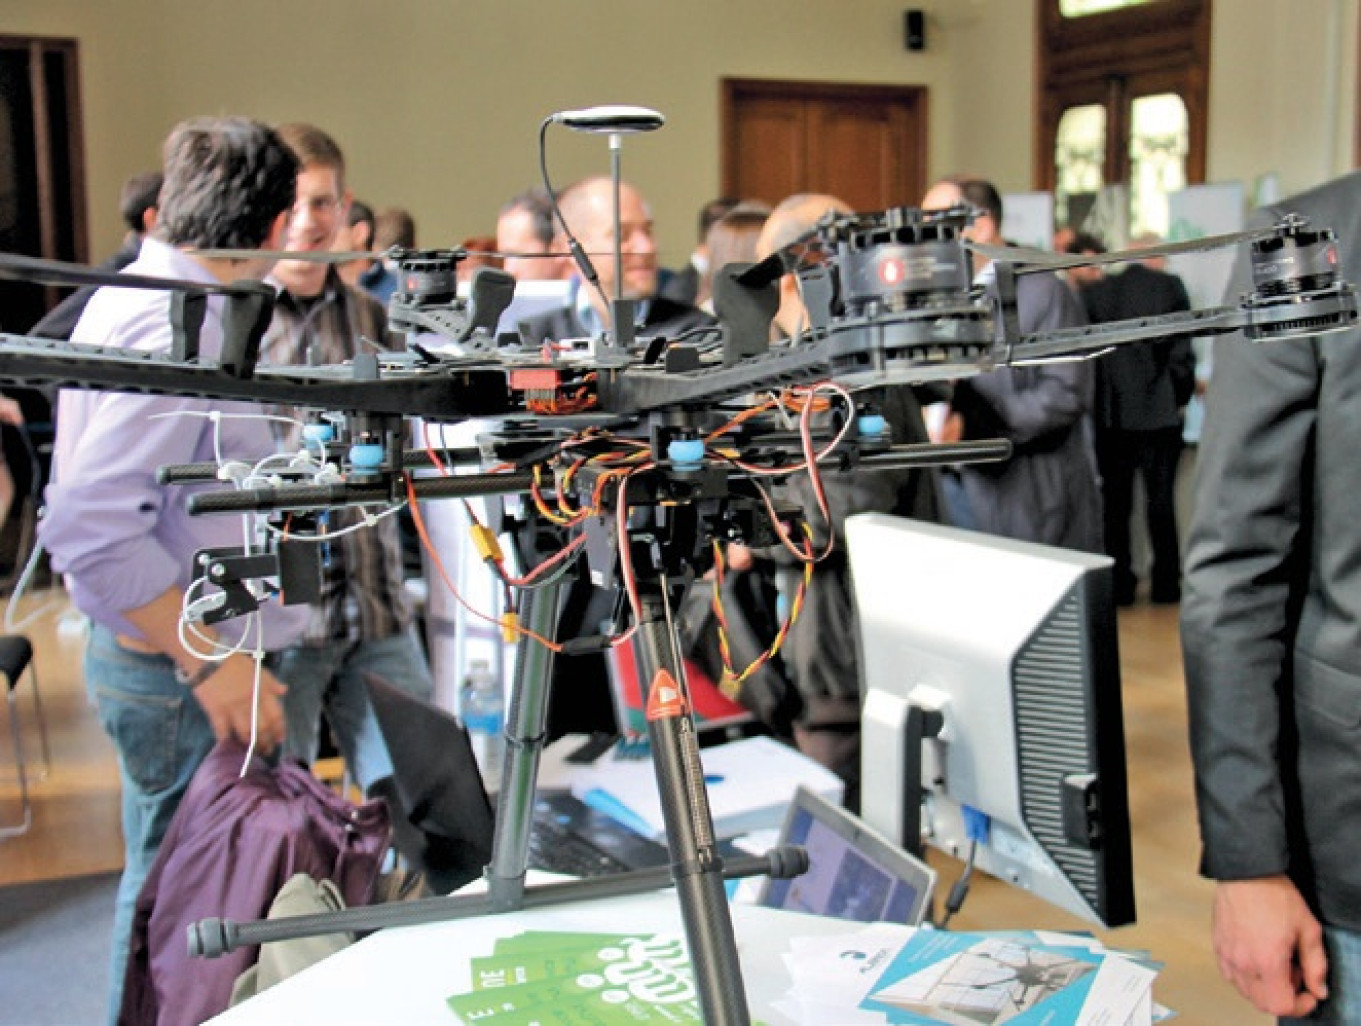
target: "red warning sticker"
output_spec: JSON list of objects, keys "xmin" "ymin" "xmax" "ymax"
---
[{"xmin": 646, "ymin": 669, "xmax": 689, "ymax": 721}]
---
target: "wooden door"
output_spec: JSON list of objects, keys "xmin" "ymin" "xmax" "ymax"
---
[
  {"xmin": 721, "ymin": 79, "xmax": 928, "ymax": 214},
  {"xmin": 0, "ymin": 36, "xmax": 87, "ymax": 334}
]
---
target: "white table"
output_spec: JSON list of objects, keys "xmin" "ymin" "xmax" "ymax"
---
[{"xmin": 208, "ymin": 887, "xmax": 866, "ymax": 1025}]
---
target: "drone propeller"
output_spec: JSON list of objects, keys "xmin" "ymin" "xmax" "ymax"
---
[
  {"xmin": 190, "ymin": 245, "xmax": 583, "ymax": 265},
  {"xmin": 188, "ymin": 247, "xmax": 380, "ymax": 264},
  {"xmin": 965, "ymin": 226, "xmax": 1281, "ymax": 273},
  {"xmin": 0, "ymin": 250, "xmax": 269, "ymax": 296}
]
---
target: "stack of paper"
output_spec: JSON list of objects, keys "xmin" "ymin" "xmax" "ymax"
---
[
  {"xmin": 446, "ymin": 930, "xmax": 702, "ymax": 1024},
  {"xmin": 567, "ymin": 735, "xmax": 845, "ymax": 840},
  {"xmin": 774, "ymin": 924, "xmax": 1170, "ymax": 1025}
]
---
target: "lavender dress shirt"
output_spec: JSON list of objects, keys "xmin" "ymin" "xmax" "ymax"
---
[{"xmin": 39, "ymin": 238, "xmax": 309, "ymax": 649}]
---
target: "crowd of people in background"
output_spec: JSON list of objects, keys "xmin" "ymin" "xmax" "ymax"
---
[
  {"xmin": 35, "ymin": 142, "xmax": 1208, "ymax": 818},
  {"xmin": 311, "ymin": 173, "xmax": 1198, "ymax": 627},
  {"xmin": 41, "ymin": 106, "xmax": 1347, "ymax": 1023}
]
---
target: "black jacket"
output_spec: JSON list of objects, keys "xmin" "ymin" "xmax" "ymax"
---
[
  {"xmin": 657, "ymin": 263, "xmax": 700, "ymax": 306},
  {"xmin": 1182, "ymin": 170, "xmax": 1361, "ymax": 931},
  {"xmin": 951, "ymin": 269, "xmax": 1102, "ymax": 552},
  {"xmin": 1082, "ymin": 263, "xmax": 1195, "ymax": 431},
  {"xmin": 517, "ymin": 294, "xmax": 714, "ymax": 346}
]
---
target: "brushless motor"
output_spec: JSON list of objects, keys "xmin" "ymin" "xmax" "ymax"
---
[{"xmin": 1244, "ymin": 216, "xmax": 1357, "ymax": 339}]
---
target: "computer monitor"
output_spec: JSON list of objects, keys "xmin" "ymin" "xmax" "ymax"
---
[{"xmin": 845, "ymin": 513, "xmax": 1135, "ymax": 929}]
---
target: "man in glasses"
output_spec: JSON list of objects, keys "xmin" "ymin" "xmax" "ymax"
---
[{"xmin": 260, "ymin": 123, "xmax": 434, "ymax": 801}]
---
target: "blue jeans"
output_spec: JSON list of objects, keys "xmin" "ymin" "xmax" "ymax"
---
[
  {"xmin": 273, "ymin": 628, "xmax": 432, "ymax": 793},
  {"xmin": 1283, "ymin": 925, "xmax": 1361, "ymax": 1025},
  {"xmin": 941, "ymin": 470, "xmax": 977, "ymax": 531},
  {"xmin": 85, "ymin": 625, "xmax": 217, "ymax": 1026}
]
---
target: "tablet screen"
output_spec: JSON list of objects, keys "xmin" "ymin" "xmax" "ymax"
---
[{"xmin": 759, "ymin": 786, "xmax": 935, "ymax": 926}]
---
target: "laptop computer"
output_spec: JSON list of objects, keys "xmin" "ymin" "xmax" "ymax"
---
[
  {"xmin": 527, "ymin": 790, "xmax": 670, "ymax": 878},
  {"xmin": 364, "ymin": 671, "xmax": 670, "ymax": 882},
  {"xmin": 758, "ymin": 786, "xmax": 937, "ymax": 926}
]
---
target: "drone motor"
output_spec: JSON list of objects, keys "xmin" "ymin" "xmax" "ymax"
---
[
  {"xmin": 1244, "ymin": 216, "xmax": 1357, "ymax": 339},
  {"xmin": 391, "ymin": 248, "xmax": 461, "ymax": 304},
  {"xmin": 833, "ymin": 206, "xmax": 975, "ymax": 318},
  {"xmin": 808, "ymin": 206, "xmax": 996, "ymax": 388},
  {"xmin": 386, "ymin": 248, "xmax": 464, "ymax": 337}
]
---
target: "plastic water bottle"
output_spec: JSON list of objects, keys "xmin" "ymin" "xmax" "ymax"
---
[{"xmin": 460, "ymin": 658, "xmax": 505, "ymax": 793}]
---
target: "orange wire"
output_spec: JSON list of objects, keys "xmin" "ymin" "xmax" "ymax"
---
[
  {"xmin": 403, "ymin": 474, "xmax": 563, "ymax": 653},
  {"xmin": 421, "ymin": 422, "xmax": 449, "ymax": 476}
]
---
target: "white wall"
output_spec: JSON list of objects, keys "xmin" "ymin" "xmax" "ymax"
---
[
  {"xmin": 931, "ymin": 0, "xmax": 1038, "ymax": 195},
  {"xmin": 3, "ymin": 0, "xmax": 955, "ymax": 263},
  {"xmin": 1208, "ymin": 0, "xmax": 1358, "ymax": 196},
  {"xmin": 1, "ymin": 0, "xmax": 1356, "ymax": 262}
]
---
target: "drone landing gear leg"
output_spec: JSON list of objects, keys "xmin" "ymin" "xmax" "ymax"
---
[
  {"xmin": 485, "ymin": 567, "xmax": 751, "ymax": 1023},
  {"xmin": 633, "ymin": 583, "xmax": 750, "ymax": 1026},
  {"xmin": 187, "ymin": 539, "xmax": 786, "ymax": 1026},
  {"xmin": 484, "ymin": 576, "xmax": 564, "ymax": 912}
]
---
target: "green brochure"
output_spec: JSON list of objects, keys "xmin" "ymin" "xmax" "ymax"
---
[{"xmin": 449, "ymin": 931, "xmax": 700, "ymax": 1023}]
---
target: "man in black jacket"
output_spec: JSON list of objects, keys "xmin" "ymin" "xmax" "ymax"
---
[
  {"xmin": 710, "ymin": 193, "xmax": 941, "ymax": 808},
  {"xmin": 1082, "ymin": 236, "xmax": 1195, "ymax": 604},
  {"xmin": 1182, "ymin": 170, "xmax": 1361, "ymax": 1021}
]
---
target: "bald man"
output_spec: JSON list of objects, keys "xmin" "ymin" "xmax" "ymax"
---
[
  {"xmin": 716, "ymin": 193, "xmax": 941, "ymax": 807},
  {"xmin": 755, "ymin": 193, "xmax": 851, "ymax": 339},
  {"xmin": 514, "ymin": 180, "xmax": 714, "ymax": 735},
  {"xmin": 518, "ymin": 176, "xmax": 712, "ymax": 344}
]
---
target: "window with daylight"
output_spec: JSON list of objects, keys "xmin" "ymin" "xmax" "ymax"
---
[
  {"xmin": 1059, "ymin": 0, "xmax": 1159, "ymax": 16},
  {"xmin": 1037, "ymin": 0, "xmax": 1209, "ymax": 246}
]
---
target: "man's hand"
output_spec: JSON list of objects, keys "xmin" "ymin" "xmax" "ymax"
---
[
  {"xmin": 704, "ymin": 542, "xmax": 752, "ymax": 581},
  {"xmin": 119, "ymin": 587, "xmax": 289, "ymax": 753},
  {"xmin": 1213, "ymin": 875, "xmax": 1329, "ymax": 1017},
  {"xmin": 724, "ymin": 542, "xmax": 754, "ymax": 573},
  {"xmin": 0, "ymin": 396, "xmax": 24, "ymax": 427},
  {"xmin": 192, "ymin": 653, "xmax": 287, "ymax": 753}
]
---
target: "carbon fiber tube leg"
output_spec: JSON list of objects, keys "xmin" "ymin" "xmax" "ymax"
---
[
  {"xmin": 485, "ymin": 578, "xmax": 565, "ymax": 912},
  {"xmin": 634, "ymin": 594, "xmax": 750, "ymax": 1026}
]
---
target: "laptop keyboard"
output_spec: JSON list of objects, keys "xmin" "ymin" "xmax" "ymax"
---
[
  {"xmin": 528, "ymin": 815, "xmax": 633, "ymax": 877},
  {"xmin": 525, "ymin": 792, "xmax": 670, "ymax": 878}
]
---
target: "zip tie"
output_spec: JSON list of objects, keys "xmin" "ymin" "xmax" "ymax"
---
[{"xmin": 216, "ymin": 460, "xmax": 252, "ymax": 483}]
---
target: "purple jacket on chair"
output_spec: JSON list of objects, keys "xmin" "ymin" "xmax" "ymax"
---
[{"xmin": 118, "ymin": 741, "xmax": 390, "ymax": 1026}]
